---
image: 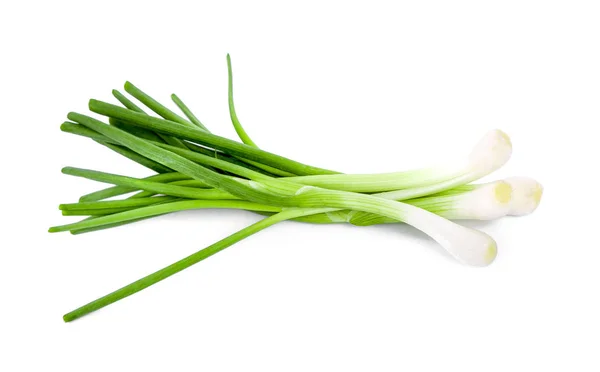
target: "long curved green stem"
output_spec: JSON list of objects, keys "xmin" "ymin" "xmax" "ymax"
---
[
  {"xmin": 62, "ymin": 207, "xmax": 331, "ymax": 322},
  {"xmin": 227, "ymin": 54, "xmax": 257, "ymax": 147},
  {"xmin": 226, "ymin": 55, "xmax": 298, "ymax": 177}
]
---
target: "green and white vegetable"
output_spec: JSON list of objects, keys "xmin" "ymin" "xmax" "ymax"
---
[
  {"xmin": 285, "ymin": 129, "xmax": 513, "ymax": 193},
  {"xmin": 50, "ymin": 55, "xmax": 543, "ymax": 322}
]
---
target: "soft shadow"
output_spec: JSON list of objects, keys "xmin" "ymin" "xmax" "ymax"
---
[{"xmin": 454, "ymin": 219, "xmax": 500, "ymax": 229}]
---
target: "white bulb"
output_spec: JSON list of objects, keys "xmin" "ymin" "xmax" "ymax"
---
[
  {"xmin": 504, "ymin": 177, "xmax": 543, "ymax": 216},
  {"xmin": 440, "ymin": 223, "xmax": 498, "ymax": 267},
  {"xmin": 447, "ymin": 181, "xmax": 513, "ymax": 220},
  {"xmin": 403, "ymin": 205, "xmax": 498, "ymax": 267},
  {"xmin": 467, "ymin": 129, "xmax": 513, "ymax": 177}
]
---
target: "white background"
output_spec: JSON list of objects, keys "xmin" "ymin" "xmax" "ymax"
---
[{"xmin": 1, "ymin": 1, "xmax": 599, "ymax": 371}]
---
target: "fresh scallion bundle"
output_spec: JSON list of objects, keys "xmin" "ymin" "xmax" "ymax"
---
[{"xmin": 50, "ymin": 55, "xmax": 543, "ymax": 322}]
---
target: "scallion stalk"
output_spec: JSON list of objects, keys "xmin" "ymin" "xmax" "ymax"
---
[
  {"xmin": 60, "ymin": 115, "xmax": 500, "ymax": 267},
  {"xmin": 62, "ymin": 208, "xmax": 333, "ymax": 322},
  {"xmin": 51, "ymin": 55, "xmax": 543, "ymax": 322},
  {"xmin": 284, "ymin": 129, "xmax": 512, "ymax": 193}
]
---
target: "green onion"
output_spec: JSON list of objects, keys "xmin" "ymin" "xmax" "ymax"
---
[
  {"xmin": 65, "ymin": 112, "xmax": 499, "ymax": 262},
  {"xmin": 60, "ymin": 113, "xmax": 499, "ymax": 268},
  {"xmin": 51, "ymin": 55, "xmax": 543, "ymax": 322}
]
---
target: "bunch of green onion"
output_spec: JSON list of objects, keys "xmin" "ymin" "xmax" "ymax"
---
[{"xmin": 50, "ymin": 55, "xmax": 543, "ymax": 322}]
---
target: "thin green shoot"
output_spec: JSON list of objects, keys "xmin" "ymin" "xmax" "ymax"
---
[{"xmin": 171, "ymin": 93, "xmax": 208, "ymax": 131}]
